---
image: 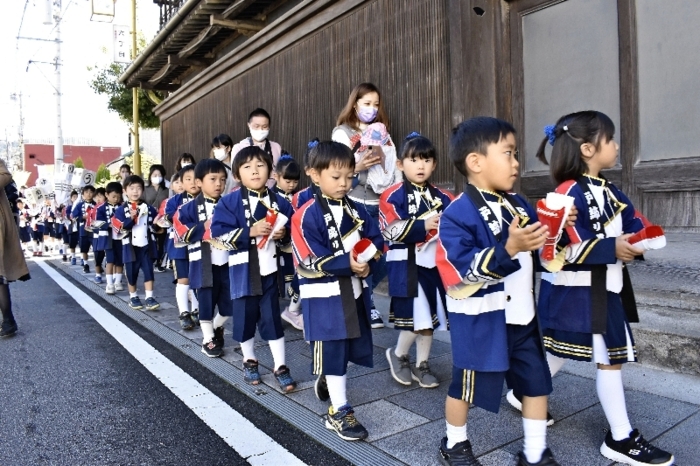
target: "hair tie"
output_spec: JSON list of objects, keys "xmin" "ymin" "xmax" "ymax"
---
[
  {"xmin": 279, "ymin": 154, "xmax": 293, "ymax": 161},
  {"xmin": 405, "ymin": 131, "xmax": 421, "ymax": 140},
  {"xmin": 562, "ymin": 125, "xmax": 569, "ymax": 131},
  {"xmin": 543, "ymin": 125, "xmax": 557, "ymax": 146},
  {"xmin": 307, "ymin": 139, "xmax": 319, "ymax": 150}
]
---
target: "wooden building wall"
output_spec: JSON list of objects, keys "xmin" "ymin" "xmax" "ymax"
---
[
  {"xmin": 156, "ymin": 0, "xmax": 700, "ymax": 230},
  {"xmin": 159, "ymin": 0, "xmax": 454, "ymax": 186}
]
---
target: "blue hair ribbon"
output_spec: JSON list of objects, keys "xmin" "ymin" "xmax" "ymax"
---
[
  {"xmin": 307, "ymin": 139, "xmax": 319, "ymax": 150},
  {"xmin": 405, "ymin": 131, "xmax": 421, "ymax": 140},
  {"xmin": 279, "ymin": 154, "xmax": 293, "ymax": 161},
  {"xmin": 543, "ymin": 125, "xmax": 557, "ymax": 146}
]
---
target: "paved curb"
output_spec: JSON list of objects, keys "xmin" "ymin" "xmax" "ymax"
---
[{"xmin": 46, "ymin": 259, "xmax": 405, "ymax": 466}]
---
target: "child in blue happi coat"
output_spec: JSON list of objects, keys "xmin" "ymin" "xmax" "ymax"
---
[
  {"xmin": 71, "ymin": 185, "xmax": 96, "ymax": 273},
  {"xmin": 291, "ymin": 141, "xmax": 383, "ymax": 441},
  {"xmin": 95, "ymin": 182, "xmax": 125, "ymax": 295},
  {"xmin": 210, "ymin": 147, "xmax": 297, "ymax": 392}
]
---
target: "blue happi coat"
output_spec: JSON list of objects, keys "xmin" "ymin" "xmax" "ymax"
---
[
  {"xmin": 165, "ymin": 192, "xmax": 194, "ymax": 260},
  {"xmin": 209, "ymin": 188, "xmax": 294, "ymax": 299},
  {"xmin": 71, "ymin": 200, "xmax": 96, "ymax": 237},
  {"xmin": 111, "ymin": 201, "xmax": 158, "ymax": 263},
  {"xmin": 93, "ymin": 202, "xmax": 120, "ymax": 251}
]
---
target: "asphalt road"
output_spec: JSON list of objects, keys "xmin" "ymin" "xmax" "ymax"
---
[{"xmin": 0, "ymin": 262, "xmax": 350, "ymax": 466}]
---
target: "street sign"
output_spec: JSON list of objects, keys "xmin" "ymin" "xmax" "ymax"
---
[{"xmin": 113, "ymin": 24, "xmax": 131, "ymax": 63}]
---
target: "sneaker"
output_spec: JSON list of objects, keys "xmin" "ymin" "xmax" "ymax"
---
[
  {"xmin": 36, "ymin": 251, "xmax": 42, "ymax": 257},
  {"xmin": 412, "ymin": 360, "xmax": 439, "ymax": 388},
  {"xmin": 70, "ymin": 257, "xmax": 76, "ymax": 266},
  {"xmin": 274, "ymin": 365, "xmax": 297, "ymax": 393},
  {"xmin": 439, "ymin": 437, "xmax": 482, "ymax": 466},
  {"xmin": 314, "ymin": 374, "xmax": 329, "ymax": 401},
  {"xmin": 325, "ymin": 405, "xmax": 368, "ymax": 441},
  {"xmin": 114, "ymin": 282, "xmax": 124, "ymax": 292},
  {"xmin": 201, "ymin": 339, "xmax": 223, "ymax": 358},
  {"xmin": 179, "ymin": 313, "xmax": 195, "ymax": 331},
  {"xmin": 507, "ymin": 390, "xmax": 554, "ymax": 426},
  {"xmin": 386, "ymin": 347, "xmax": 413, "ymax": 385},
  {"xmin": 155, "ymin": 265, "xmax": 166, "ymax": 273},
  {"xmin": 213, "ymin": 326, "xmax": 225, "ymax": 348},
  {"xmin": 600, "ymin": 428, "xmax": 674, "ymax": 466},
  {"xmin": 144, "ymin": 297, "xmax": 160, "ymax": 311},
  {"xmin": 517, "ymin": 448, "xmax": 560, "ymax": 465},
  {"xmin": 80, "ymin": 259, "xmax": 85, "ymax": 266},
  {"xmin": 0, "ymin": 320, "xmax": 18, "ymax": 338},
  {"xmin": 190, "ymin": 310, "xmax": 200, "ymax": 327},
  {"xmin": 281, "ymin": 306, "xmax": 304, "ymax": 331},
  {"xmin": 129, "ymin": 297, "xmax": 144, "ymax": 310},
  {"xmin": 243, "ymin": 359, "xmax": 261, "ymax": 385},
  {"xmin": 94, "ymin": 275, "xmax": 103, "ymax": 284},
  {"xmin": 370, "ymin": 308, "xmax": 384, "ymax": 329},
  {"xmin": 105, "ymin": 284, "xmax": 116, "ymax": 295},
  {"xmin": 83, "ymin": 264, "xmax": 90, "ymax": 274},
  {"xmin": 62, "ymin": 254, "xmax": 68, "ymax": 262}
]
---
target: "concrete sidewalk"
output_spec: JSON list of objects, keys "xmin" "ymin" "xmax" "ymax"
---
[{"xmin": 42, "ymin": 246, "xmax": 700, "ymax": 466}]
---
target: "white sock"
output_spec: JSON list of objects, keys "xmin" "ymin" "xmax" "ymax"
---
[
  {"xmin": 129, "ymin": 291, "xmax": 138, "ymax": 298},
  {"xmin": 268, "ymin": 337, "xmax": 286, "ymax": 370},
  {"xmin": 200, "ymin": 321, "xmax": 214, "ymax": 343},
  {"xmin": 213, "ymin": 313, "xmax": 229, "ymax": 329},
  {"xmin": 523, "ymin": 418, "xmax": 547, "ymax": 463},
  {"xmin": 113, "ymin": 274, "xmax": 122, "ymax": 285},
  {"xmin": 190, "ymin": 290, "xmax": 199, "ymax": 312},
  {"xmin": 445, "ymin": 421, "xmax": 468, "ymax": 449},
  {"xmin": 597, "ymin": 369, "xmax": 632, "ymax": 441},
  {"xmin": 415, "ymin": 334, "xmax": 433, "ymax": 366},
  {"xmin": 288, "ymin": 297, "xmax": 301, "ymax": 314},
  {"xmin": 106, "ymin": 275, "xmax": 114, "ymax": 285},
  {"xmin": 546, "ymin": 353, "xmax": 567, "ymax": 377},
  {"xmin": 326, "ymin": 374, "xmax": 348, "ymax": 410},
  {"xmin": 176, "ymin": 284, "xmax": 189, "ymax": 315},
  {"xmin": 145, "ymin": 290, "xmax": 154, "ymax": 299},
  {"xmin": 395, "ymin": 331, "xmax": 418, "ymax": 357},
  {"xmin": 240, "ymin": 338, "xmax": 256, "ymax": 362}
]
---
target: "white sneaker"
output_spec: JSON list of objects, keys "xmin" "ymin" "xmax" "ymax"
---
[
  {"xmin": 281, "ymin": 307, "xmax": 304, "ymax": 330},
  {"xmin": 114, "ymin": 282, "xmax": 124, "ymax": 292},
  {"xmin": 105, "ymin": 284, "xmax": 116, "ymax": 295}
]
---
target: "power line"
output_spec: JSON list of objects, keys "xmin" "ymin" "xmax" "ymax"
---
[{"xmin": 16, "ymin": 0, "xmax": 30, "ymax": 40}]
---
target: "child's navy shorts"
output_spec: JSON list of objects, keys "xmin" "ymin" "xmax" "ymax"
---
[
  {"xmin": 447, "ymin": 318, "xmax": 552, "ymax": 413},
  {"xmin": 79, "ymin": 235, "xmax": 92, "ymax": 254},
  {"xmin": 195, "ymin": 264, "xmax": 233, "ymax": 321},
  {"xmin": 125, "ymin": 245, "xmax": 154, "ymax": 285},
  {"xmin": 106, "ymin": 240, "xmax": 124, "ymax": 267},
  {"xmin": 173, "ymin": 258, "xmax": 189, "ymax": 282},
  {"xmin": 232, "ymin": 272, "xmax": 284, "ymax": 343},
  {"xmin": 69, "ymin": 231, "xmax": 79, "ymax": 249},
  {"xmin": 311, "ymin": 296, "xmax": 374, "ymax": 376}
]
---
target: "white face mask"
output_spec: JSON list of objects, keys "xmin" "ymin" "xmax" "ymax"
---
[
  {"xmin": 250, "ymin": 129, "xmax": 269, "ymax": 142},
  {"xmin": 180, "ymin": 162, "xmax": 192, "ymax": 168},
  {"xmin": 151, "ymin": 176, "xmax": 163, "ymax": 185},
  {"xmin": 213, "ymin": 148, "xmax": 228, "ymax": 161}
]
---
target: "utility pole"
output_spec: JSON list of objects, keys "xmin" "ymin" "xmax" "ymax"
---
[
  {"xmin": 53, "ymin": 0, "xmax": 64, "ymax": 172},
  {"xmin": 131, "ymin": 0, "xmax": 141, "ymax": 176}
]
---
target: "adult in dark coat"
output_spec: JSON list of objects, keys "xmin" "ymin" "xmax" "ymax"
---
[
  {"xmin": 142, "ymin": 164, "xmax": 169, "ymax": 272},
  {"xmin": 0, "ymin": 159, "xmax": 30, "ymax": 337}
]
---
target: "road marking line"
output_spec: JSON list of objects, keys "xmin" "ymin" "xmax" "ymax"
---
[{"xmin": 36, "ymin": 261, "xmax": 307, "ymax": 466}]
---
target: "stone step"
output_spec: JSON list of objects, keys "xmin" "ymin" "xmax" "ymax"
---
[{"xmin": 632, "ymin": 304, "xmax": 700, "ymax": 376}]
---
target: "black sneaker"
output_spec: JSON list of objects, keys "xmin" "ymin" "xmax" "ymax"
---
[
  {"xmin": 83, "ymin": 264, "xmax": 90, "ymax": 274},
  {"xmin": 314, "ymin": 374, "xmax": 329, "ymax": 401},
  {"xmin": 155, "ymin": 265, "xmax": 166, "ymax": 273},
  {"xmin": 190, "ymin": 310, "xmax": 200, "ymax": 327},
  {"xmin": 439, "ymin": 437, "xmax": 482, "ymax": 466},
  {"xmin": 370, "ymin": 308, "xmax": 384, "ymax": 329},
  {"xmin": 201, "ymin": 339, "xmax": 223, "ymax": 358},
  {"xmin": 506, "ymin": 390, "xmax": 554, "ymax": 426},
  {"xmin": 600, "ymin": 429, "xmax": 674, "ymax": 466},
  {"xmin": 274, "ymin": 365, "xmax": 297, "ymax": 393},
  {"xmin": 517, "ymin": 448, "xmax": 560, "ymax": 465},
  {"xmin": 243, "ymin": 359, "xmax": 261, "ymax": 385},
  {"xmin": 0, "ymin": 320, "xmax": 18, "ymax": 338},
  {"xmin": 213, "ymin": 326, "xmax": 225, "ymax": 348},
  {"xmin": 62, "ymin": 254, "xmax": 68, "ymax": 262},
  {"xmin": 325, "ymin": 405, "xmax": 368, "ymax": 441},
  {"xmin": 179, "ymin": 313, "xmax": 195, "ymax": 331}
]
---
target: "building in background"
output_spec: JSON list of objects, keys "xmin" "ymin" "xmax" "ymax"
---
[
  {"xmin": 119, "ymin": 0, "xmax": 700, "ymax": 230},
  {"xmin": 23, "ymin": 142, "xmax": 120, "ymax": 186}
]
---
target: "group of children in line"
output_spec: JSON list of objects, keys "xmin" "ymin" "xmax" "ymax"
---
[{"xmin": 18, "ymin": 107, "xmax": 674, "ymax": 466}]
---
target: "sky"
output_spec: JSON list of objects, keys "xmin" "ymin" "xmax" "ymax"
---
[{"xmin": 1, "ymin": 0, "xmax": 161, "ymax": 154}]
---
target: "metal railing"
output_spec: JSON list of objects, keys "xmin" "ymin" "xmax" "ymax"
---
[{"xmin": 154, "ymin": 0, "xmax": 187, "ymax": 31}]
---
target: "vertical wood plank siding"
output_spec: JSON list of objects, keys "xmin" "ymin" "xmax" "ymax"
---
[{"xmin": 161, "ymin": 0, "xmax": 452, "ymax": 187}]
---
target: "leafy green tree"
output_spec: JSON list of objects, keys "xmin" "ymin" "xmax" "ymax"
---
[
  {"xmin": 88, "ymin": 62, "xmax": 161, "ymax": 129},
  {"xmin": 73, "ymin": 157, "xmax": 85, "ymax": 168}
]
